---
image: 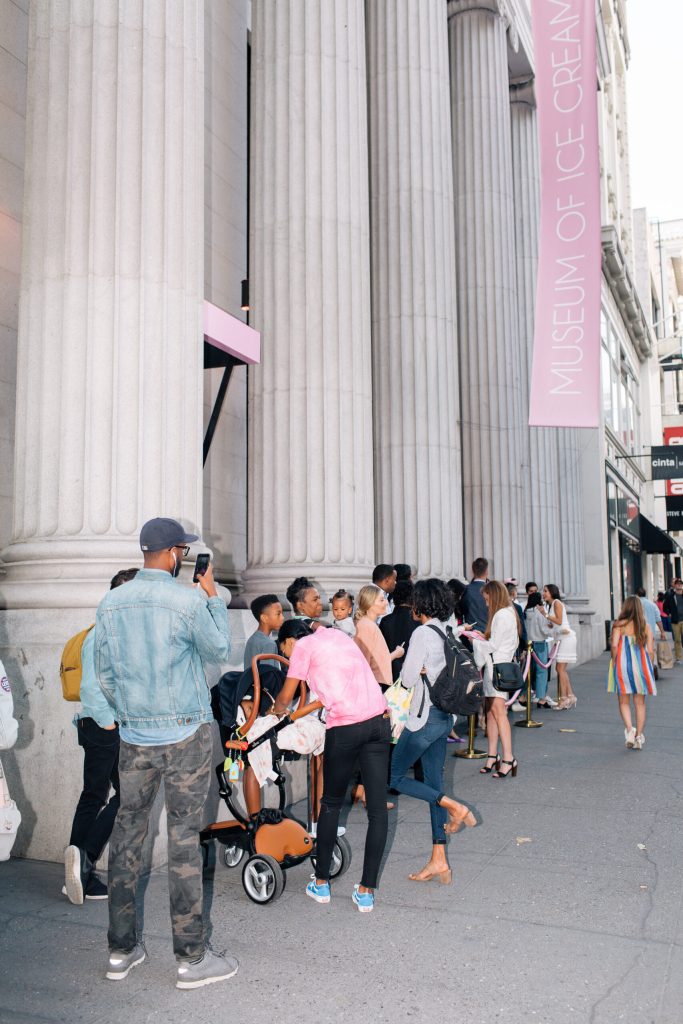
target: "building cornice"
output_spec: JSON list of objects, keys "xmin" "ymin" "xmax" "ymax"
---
[{"xmin": 601, "ymin": 225, "xmax": 654, "ymax": 362}]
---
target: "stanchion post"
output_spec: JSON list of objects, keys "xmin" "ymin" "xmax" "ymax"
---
[
  {"xmin": 454, "ymin": 712, "xmax": 488, "ymax": 758},
  {"xmin": 515, "ymin": 643, "xmax": 543, "ymax": 729}
]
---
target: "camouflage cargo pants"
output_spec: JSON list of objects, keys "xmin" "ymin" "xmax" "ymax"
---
[{"xmin": 107, "ymin": 723, "xmax": 213, "ymax": 960}]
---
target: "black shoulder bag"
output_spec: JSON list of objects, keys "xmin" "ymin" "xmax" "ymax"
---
[
  {"xmin": 491, "ymin": 660, "xmax": 524, "ymax": 693},
  {"xmin": 419, "ymin": 625, "xmax": 484, "ymax": 717}
]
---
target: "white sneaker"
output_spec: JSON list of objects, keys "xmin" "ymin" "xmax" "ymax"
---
[
  {"xmin": 308, "ymin": 823, "xmax": 346, "ymax": 838},
  {"xmin": 511, "ymin": 702, "xmax": 525, "ymax": 712},
  {"xmin": 625, "ymin": 727, "xmax": 636, "ymax": 748},
  {"xmin": 633, "ymin": 734, "xmax": 645, "ymax": 750}
]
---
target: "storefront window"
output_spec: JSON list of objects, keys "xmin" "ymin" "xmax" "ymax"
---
[
  {"xmin": 607, "ymin": 479, "xmax": 617, "ymax": 526},
  {"xmin": 619, "ymin": 374, "xmax": 628, "ymax": 448},
  {"xmin": 599, "ymin": 307, "xmax": 641, "ymax": 453},
  {"xmin": 611, "ymin": 374, "xmax": 620, "ymax": 433},
  {"xmin": 607, "ymin": 473, "xmax": 642, "ymax": 613},
  {"xmin": 601, "ymin": 346, "xmax": 612, "ymax": 425}
]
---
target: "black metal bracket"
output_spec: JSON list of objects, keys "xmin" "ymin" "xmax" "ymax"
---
[{"xmin": 203, "ymin": 356, "xmax": 237, "ymax": 466}]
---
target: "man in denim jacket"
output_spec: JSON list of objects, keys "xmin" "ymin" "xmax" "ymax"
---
[{"xmin": 95, "ymin": 517, "xmax": 237, "ymax": 990}]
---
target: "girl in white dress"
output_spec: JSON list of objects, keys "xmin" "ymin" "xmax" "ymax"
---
[{"xmin": 541, "ymin": 584, "xmax": 577, "ymax": 710}]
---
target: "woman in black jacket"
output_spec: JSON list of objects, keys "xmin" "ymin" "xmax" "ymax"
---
[{"xmin": 379, "ymin": 580, "xmax": 419, "ymax": 681}]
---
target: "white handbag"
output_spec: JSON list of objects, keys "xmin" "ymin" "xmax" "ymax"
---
[{"xmin": 0, "ymin": 759, "xmax": 21, "ymax": 861}]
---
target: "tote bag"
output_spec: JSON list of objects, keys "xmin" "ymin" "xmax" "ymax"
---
[
  {"xmin": 656, "ymin": 639, "xmax": 673, "ymax": 670},
  {"xmin": 384, "ymin": 680, "xmax": 413, "ymax": 743}
]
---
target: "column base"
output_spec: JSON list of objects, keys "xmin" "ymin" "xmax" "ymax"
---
[
  {"xmin": 0, "ymin": 605, "xmax": 310, "ymax": 863},
  {"xmin": 0, "ymin": 537, "xmax": 147, "ymax": 610},
  {"xmin": 0, "ymin": 606, "xmax": 172, "ymax": 864}
]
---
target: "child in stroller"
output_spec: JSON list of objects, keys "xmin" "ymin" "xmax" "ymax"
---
[
  {"xmin": 211, "ymin": 619, "xmax": 324, "ymax": 819},
  {"xmin": 203, "ymin": 635, "xmax": 350, "ymax": 904}
]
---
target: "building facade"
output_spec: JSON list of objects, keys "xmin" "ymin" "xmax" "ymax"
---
[{"xmin": 0, "ymin": 0, "xmax": 660, "ymax": 860}]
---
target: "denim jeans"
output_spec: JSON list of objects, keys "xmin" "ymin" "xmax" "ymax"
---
[
  {"xmin": 107, "ymin": 723, "xmax": 212, "ymax": 960},
  {"xmin": 390, "ymin": 706, "xmax": 452, "ymax": 844},
  {"xmin": 315, "ymin": 713, "xmax": 391, "ymax": 888},
  {"xmin": 532, "ymin": 641, "xmax": 550, "ymax": 700},
  {"xmin": 69, "ymin": 717, "xmax": 120, "ymax": 862}
]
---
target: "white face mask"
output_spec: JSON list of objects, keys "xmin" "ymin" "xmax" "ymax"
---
[{"xmin": 170, "ymin": 552, "xmax": 181, "ymax": 579}]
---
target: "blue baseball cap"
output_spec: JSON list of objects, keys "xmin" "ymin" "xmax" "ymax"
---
[{"xmin": 139, "ymin": 517, "xmax": 199, "ymax": 552}]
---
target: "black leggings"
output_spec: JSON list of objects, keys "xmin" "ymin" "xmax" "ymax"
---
[
  {"xmin": 70, "ymin": 717, "xmax": 120, "ymax": 862},
  {"xmin": 315, "ymin": 713, "xmax": 391, "ymax": 888}
]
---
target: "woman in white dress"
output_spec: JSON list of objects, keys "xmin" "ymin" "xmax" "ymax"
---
[
  {"xmin": 541, "ymin": 584, "xmax": 577, "ymax": 710},
  {"xmin": 473, "ymin": 580, "xmax": 521, "ymax": 779}
]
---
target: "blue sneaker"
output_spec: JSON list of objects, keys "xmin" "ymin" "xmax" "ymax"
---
[
  {"xmin": 352, "ymin": 884, "xmax": 375, "ymax": 913},
  {"xmin": 306, "ymin": 877, "xmax": 331, "ymax": 904}
]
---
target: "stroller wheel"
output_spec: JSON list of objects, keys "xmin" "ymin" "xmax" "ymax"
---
[
  {"xmin": 222, "ymin": 844, "xmax": 245, "ymax": 869},
  {"xmin": 242, "ymin": 854, "xmax": 286, "ymax": 904},
  {"xmin": 311, "ymin": 835, "xmax": 352, "ymax": 880}
]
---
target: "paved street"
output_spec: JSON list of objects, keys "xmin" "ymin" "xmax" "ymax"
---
[{"xmin": 2, "ymin": 651, "xmax": 682, "ymax": 1024}]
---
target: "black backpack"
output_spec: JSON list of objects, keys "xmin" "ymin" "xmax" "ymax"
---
[
  {"xmin": 422, "ymin": 624, "xmax": 483, "ymax": 717},
  {"xmin": 213, "ymin": 664, "xmax": 286, "ymax": 729}
]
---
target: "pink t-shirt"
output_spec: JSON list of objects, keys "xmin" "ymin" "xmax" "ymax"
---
[{"xmin": 287, "ymin": 628, "xmax": 387, "ymax": 729}]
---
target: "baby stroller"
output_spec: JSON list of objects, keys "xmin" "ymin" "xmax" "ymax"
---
[{"xmin": 201, "ymin": 653, "xmax": 352, "ymax": 905}]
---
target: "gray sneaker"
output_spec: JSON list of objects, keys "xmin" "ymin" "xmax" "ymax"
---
[
  {"xmin": 176, "ymin": 950, "xmax": 239, "ymax": 990},
  {"xmin": 64, "ymin": 845, "xmax": 92, "ymax": 906},
  {"xmin": 106, "ymin": 944, "xmax": 146, "ymax": 981}
]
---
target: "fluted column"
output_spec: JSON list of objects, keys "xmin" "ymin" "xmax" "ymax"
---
[
  {"xmin": 448, "ymin": 0, "xmax": 525, "ymax": 579},
  {"xmin": 509, "ymin": 79, "xmax": 562, "ymax": 584},
  {"xmin": 245, "ymin": 0, "xmax": 375, "ymax": 598},
  {"xmin": 1, "ymin": 0, "xmax": 204, "ymax": 609},
  {"xmin": 558, "ymin": 430, "xmax": 587, "ymax": 596},
  {"xmin": 366, "ymin": 0, "xmax": 462, "ymax": 577}
]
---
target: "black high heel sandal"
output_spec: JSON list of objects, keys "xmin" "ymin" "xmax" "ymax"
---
[
  {"xmin": 492, "ymin": 758, "xmax": 518, "ymax": 779},
  {"xmin": 479, "ymin": 755, "xmax": 500, "ymax": 775}
]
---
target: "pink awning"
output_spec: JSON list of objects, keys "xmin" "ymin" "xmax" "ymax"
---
[{"xmin": 203, "ymin": 300, "xmax": 260, "ymax": 365}]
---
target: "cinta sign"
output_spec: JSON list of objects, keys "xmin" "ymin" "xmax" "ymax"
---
[
  {"xmin": 528, "ymin": 0, "xmax": 601, "ymax": 428},
  {"xmin": 664, "ymin": 427, "xmax": 683, "ymax": 496},
  {"xmin": 651, "ymin": 445, "xmax": 683, "ymax": 480}
]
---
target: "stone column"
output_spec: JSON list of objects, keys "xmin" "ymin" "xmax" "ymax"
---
[
  {"xmin": 509, "ymin": 78, "xmax": 562, "ymax": 585},
  {"xmin": 447, "ymin": 0, "xmax": 525, "ymax": 579},
  {"xmin": 1, "ymin": 0, "xmax": 205, "ymax": 609},
  {"xmin": 558, "ymin": 430, "xmax": 587, "ymax": 596},
  {"xmin": 244, "ymin": 0, "xmax": 375, "ymax": 598},
  {"xmin": 365, "ymin": 0, "xmax": 463, "ymax": 578}
]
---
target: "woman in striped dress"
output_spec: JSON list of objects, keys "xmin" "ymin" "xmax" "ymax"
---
[{"xmin": 608, "ymin": 596, "xmax": 656, "ymax": 750}]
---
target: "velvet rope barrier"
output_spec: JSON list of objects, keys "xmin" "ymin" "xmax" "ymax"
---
[{"xmin": 514, "ymin": 643, "xmax": 543, "ymax": 729}]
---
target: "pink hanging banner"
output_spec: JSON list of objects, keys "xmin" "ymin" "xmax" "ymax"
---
[{"xmin": 528, "ymin": 0, "xmax": 601, "ymax": 427}]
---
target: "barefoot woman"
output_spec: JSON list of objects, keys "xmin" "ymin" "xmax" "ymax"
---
[{"xmin": 390, "ymin": 579, "xmax": 478, "ymax": 884}]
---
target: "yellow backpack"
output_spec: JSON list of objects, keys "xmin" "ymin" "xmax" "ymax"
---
[{"xmin": 59, "ymin": 625, "xmax": 94, "ymax": 701}]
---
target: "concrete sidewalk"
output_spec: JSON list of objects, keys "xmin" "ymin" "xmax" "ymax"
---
[{"xmin": 1, "ymin": 652, "xmax": 682, "ymax": 1024}]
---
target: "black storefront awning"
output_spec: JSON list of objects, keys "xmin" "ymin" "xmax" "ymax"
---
[{"xmin": 637, "ymin": 515, "xmax": 677, "ymax": 555}]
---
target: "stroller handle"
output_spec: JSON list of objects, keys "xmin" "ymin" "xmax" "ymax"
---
[
  {"xmin": 289, "ymin": 699, "xmax": 323, "ymax": 722},
  {"xmin": 226, "ymin": 698, "xmax": 325, "ymax": 758},
  {"xmin": 238, "ymin": 653, "xmax": 307, "ymax": 737}
]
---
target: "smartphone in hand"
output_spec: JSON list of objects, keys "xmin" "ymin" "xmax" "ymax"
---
[{"xmin": 193, "ymin": 553, "xmax": 210, "ymax": 583}]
